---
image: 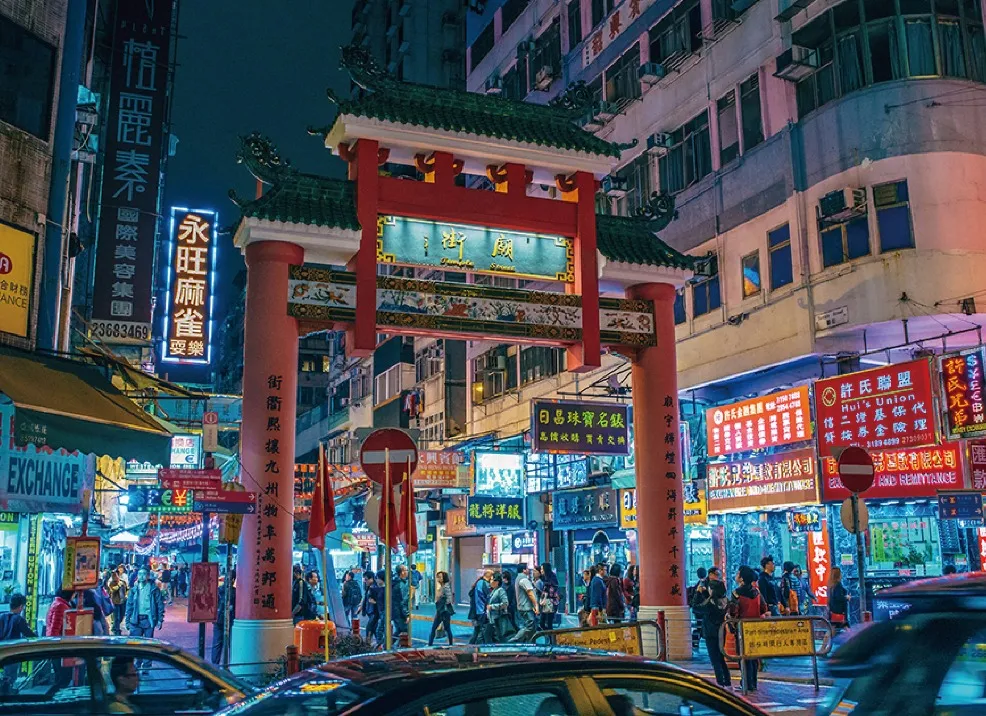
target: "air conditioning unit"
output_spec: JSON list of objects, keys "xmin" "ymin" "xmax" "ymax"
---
[
  {"xmin": 398, "ymin": 41, "xmax": 411, "ymax": 55},
  {"xmin": 398, "ymin": 1, "xmax": 412, "ymax": 17},
  {"xmin": 601, "ymin": 175, "xmax": 629, "ymax": 198},
  {"xmin": 775, "ymin": 0, "xmax": 815, "ymax": 21},
  {"xmin": 639, "ymin": 62, "xmax": 667, "ymax": 86},
  {"xmin": 386, "ymin": 25, "xmax": 398, "ymax": 39},
  {"xmin": 774, "ymin": 45, "xmax": 820, "ymax": 81},
  {"xmin": 485, "ymin": 74, "xmax": 503, "ymax": 94},
  {"xmin": 646, "ymin": 132, "xmax": 674, "ymax": 155},
  {"xmin": 818, "ymin": 188, "xmax": 867, "ymax": 222},
  {"xmin": 534, "ymin": 65, "xmax": 554, "ymax": 90},
  {"xmin": 493, "ymin": 355, "xmax": 507, "ymax": 371}
]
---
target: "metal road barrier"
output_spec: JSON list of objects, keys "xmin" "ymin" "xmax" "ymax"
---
[
  {"xmin": 532, "ymin": 619, "xmax": 664, "ymax": 661},
  {"xmin": 718, "ymin": 615, "xmax": 833, "ymax": 693}
]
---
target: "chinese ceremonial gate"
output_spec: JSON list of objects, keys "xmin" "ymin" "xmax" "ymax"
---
[{"xmin": 228, "ymin": 47, "xmax": 696, "ymax": 668}]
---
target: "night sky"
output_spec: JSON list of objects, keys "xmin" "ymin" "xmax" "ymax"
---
[{"xmin": 161, "ymin": 0, "xmax": 355, "ymax": 383}]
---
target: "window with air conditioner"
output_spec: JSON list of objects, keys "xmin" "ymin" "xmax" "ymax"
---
[{"xmin": 605, "ymin": 43, "xmax": 642, "ymax": 104}]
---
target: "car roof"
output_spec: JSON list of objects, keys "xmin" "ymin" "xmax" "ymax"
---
[
  {"xmin": 311, "ymin": 645, "xmax": 705, "ymax": 693},
  {"xmin": 878, "ymin": 572, "xmax": 986, "ymax": 601},
  {"xmin": 0, "ymin": 635, "xmax": 189, "ymax": 657}
]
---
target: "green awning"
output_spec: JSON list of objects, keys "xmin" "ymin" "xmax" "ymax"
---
[
  {"xmin": 0, "ymin": 347, "xmax": 172, "ymax": 464},
  {"xmin": 610, "ymin": 468, "xmax": 636, "ymax": 490}
]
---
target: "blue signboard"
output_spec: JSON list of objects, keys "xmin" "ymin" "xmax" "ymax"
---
[
  {"xmin": 552, "ymin": 485, "xmax": 619, "ymax": 530},
  {"xmin": 938, "ymin": 491, "xmax": 985, "ymax": 521},
  {"xmin": 376, "ymin": 215, "xmax": 574, "ymax": 282},
  {"xmin": 193, "ymin": 498, "xmax": 256, "ymax": 515},
  {"xmin": 466, "ymin": 496, "xmax": 525, "ymax": 529}
]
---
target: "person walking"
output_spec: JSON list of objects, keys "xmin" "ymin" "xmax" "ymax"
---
[
  {"xmin": 588, "ymin": 565, "xmax": 607, "ymax": 626},
  {"xmin": 0, "ymin": 594, "xmax": 36, "ymax": 641},
  {"xmin": 368, "ymin": 571, "xmax": 387, "ymax": 647},
  {"xmin": 538, "ymin": 563, "xmax": 560, "ymax": 631},
  {"xmin": 577, "ymin": 569, "xmax": 592, "ymax": 626},
  {"xmin": 109, "ymin": 568, "xmax": 129, "ymax": 635},
  {"xmin": 361, "ymin": 570, "xmax": 378, "ymax": 641},
  {"xmin": 428, "ymin": 571, "xmax": 455, "ymax": 646},
  {"xmin": 487, "ymin": 572, "xmax": 511, "ymax": 642},
  {"xmin": 126, "ymin": 569, "xmax": 165, "ymax": 669},
  {"xmin": 468, "ymin": 569, "xmax": 493, "ymax": 644},
  {"xmin": 82, "ymin": 589, "xmax": 110, "ymax": 636},
  {"xmin": 732, "ymin": 565, "xmax": 768, "ymax": 692},
  {"xmin": 392, "ymin": 566, "xmax": 411, "ymax": 640},
  {"xmin": 605, "ymin": 564, "xmax": 627, "ymax": 623},
  {"xmin": 512, "ymin": 564, "xmax": 540, "ymax": 641},
  {"xmin": 828, "ymin": 567, "xmax": 850, "ymax": 630},
  {"xmin": 501, "ymin": 570, "xmax": 518, "ymax": 629},
  {"xmin": 160, "ymin": 564, "xmax": 173, "ymax": 606},
  {"xmin": 623, "ymin": 565, "xmax": 640, "ymax": 623},
  {"xmin": 692, "ymin": 567, "xmax": 730, "ymax": 689},
  {"xmin": 292, "ymin": 565, "xmax": 315, "ymax": 625},
  {"xmin": 45, "ymin": 590, "xmax": 73, "ymax": 637},
  {"xmin": 409, "ymin": 564, "xmax": 422, "ymax": 610},
  {"xmin": 689, "ymin": 567, "xmax": 707, "ymax": 649},
  {"xmin": 342, "ymin": 570, "xmax": 362, "ymax": 625},
  {"xmin": 758, "ymin": 556, "xmax": 780, "ymax": 616}
]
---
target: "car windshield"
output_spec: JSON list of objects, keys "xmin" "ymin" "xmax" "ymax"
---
[{"xmin": 822, "ymin": 612, "xmax": 986, "ymax": 716}]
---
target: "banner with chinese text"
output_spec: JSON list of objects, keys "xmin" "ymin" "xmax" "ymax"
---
[
  {"xmin": 706, "ymin": 386, "xmax": 811, "ymax": 457},
  {"xmin": 90, "ymin": 0, "xmax": 174, "ymax": 344},
  {"xmin": 414, "ymin": 450, "xmax": 467, "ymax": 489},
  {"xmin": 465, "ymin": 496, "xmax": 524, "ymax": 529},
  {"xmin": 970, "ymin": 440, "xmax": 986, "ymax": 491},
  {"xmin": 582, "ymin": 0, "xmax": 657, "ymax": 68},
  {"xmin": 815, "ymin": 359, "xmax": 937, "ymax": 455},
  {"xmin": 553, "ymin": 485, "xmax": 618, "ymax": 529},
  {"xmin": 820, "ymin": 442, "xmax": 963, "ymax": 501},
  {"xmin": 531, "ymin": 400, "xmax": 630, "ymax": 455},
  {"xmin": 163, "ymin": 208, "xmax": 217, "ymax": 362},
  {"xmin": 808, "ymin": 523, "xmax": 830, "ymax": 606},
  {"xmin": 940, "ymin": 350, "xmax": 986, "ymax": 437},
  {"xmin": 707, "ymin": 448, "xmax": 819, "ymax": 513}
]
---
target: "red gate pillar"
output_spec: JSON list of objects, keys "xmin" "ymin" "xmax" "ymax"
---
[
  {"xmin": 628, "ymin": 281, "xmax": 691, "ymax": 660},
  {"xmin": 231, "ymin": 240, "xmax": 304, "ymax": 675}
]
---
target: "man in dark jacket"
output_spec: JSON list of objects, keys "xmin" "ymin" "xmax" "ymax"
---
[
  {"xmin": 604, "ymin": 564, "xmax": 626, "ymax": 623},
  {"xmin": 468, "ymin": 569, "xmax": 493, "ymax": 644},
  {"xmin": 0, "ymin": 594, "xmax": 36, "ymax": 641},
  {"xmin": 692, "ymin": 567, "xmax": 730, "ymax": 688},
  {"xmin": 588, "ymin": 565, "xmax": 607, "ymax": 626},
  {"xmin": 758, "ymin": 556, "xmax": 780, "ymax": 616}
]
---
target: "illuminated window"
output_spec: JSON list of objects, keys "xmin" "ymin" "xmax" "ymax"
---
[
  {"xmin": 821, "ymin": 216, "xmax": 870, "ymax": 268},
  {"xmin": 768, "ymin": 224, "xmax": 794, "ymax": 290},
  {"xmin": 741, "ymin": 251, "xmax": 761, "ymax": 298},
  {"xmin": 874, "ymin": 180, "xmax": 914, "ymax": 252},
  {"xmin": 692, "ymin": 260, "xmax": 721, "ymax": 317}
]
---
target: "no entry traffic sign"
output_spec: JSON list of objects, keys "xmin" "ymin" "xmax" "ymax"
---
[
  {"xmin": 360, "ymin": 428, "xmax": 417, "ymax": 485},
  {"xmin": 838, "ymin": 446, "xmax": 875, "ymax": 494}
]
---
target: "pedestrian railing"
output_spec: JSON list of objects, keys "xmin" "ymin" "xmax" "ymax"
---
[
  {"xmin": 532, "ymin": 619, "xmax": 664, "ymax": 661},
  {"xmin": 718, "ymin": 615, "xmax": 833, "ymax": 694}
]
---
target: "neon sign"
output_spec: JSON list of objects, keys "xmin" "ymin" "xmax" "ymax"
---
[{"xmin": 162, "ymin": 208, "xmax": 217, "ymax": 363}]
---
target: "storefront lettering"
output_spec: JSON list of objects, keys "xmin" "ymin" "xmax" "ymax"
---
[{"xmin": 6, "ymin": 455, "xmax": 82, "ymax": 499}]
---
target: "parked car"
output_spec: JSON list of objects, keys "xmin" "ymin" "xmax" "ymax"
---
[
  {"xmin": 0, "ymin": 636, "xmax": 254, "ymax": 715},
  {"xmin": 822, "ymin": 572, "xmax": 986, "ymax": 715},
  {"xmin": 215, "ymin": 645, "xmax": 769, "ymax": 716}
]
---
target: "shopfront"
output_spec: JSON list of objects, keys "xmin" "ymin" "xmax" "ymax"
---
[{"xmin": 553, "ymin": 484, "xmax": 622, "ymax": 611}]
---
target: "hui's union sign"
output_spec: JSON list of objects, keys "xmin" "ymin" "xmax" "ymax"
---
[{"xmin": 376, "ymin": 215, "xmax": 574, "ymax": 282}]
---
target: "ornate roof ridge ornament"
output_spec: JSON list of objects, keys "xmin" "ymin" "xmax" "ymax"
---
[
  {"xmin": 236, "ymin": 132, "xmax": 294, "ymax": 184},
  {"xmin": 340, "ymin": 43, "xmax": 394, "ymax": 90},
  {"xmin": 549, "ymin": 80, "xmax": 597, "ymax": 117},
  {"xmin": 632, "ymin": 191, "xmax": 678, "ymax": 233}
]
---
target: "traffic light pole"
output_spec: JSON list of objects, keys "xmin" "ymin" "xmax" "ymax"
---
[{"xmin": 198, "ymin": 510, "xmax": 210, "ymax": 660}]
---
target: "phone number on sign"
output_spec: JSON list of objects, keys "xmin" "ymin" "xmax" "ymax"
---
[{"xmin": 89, "ymin": 320, "xmax": 151, "ymax": 343}]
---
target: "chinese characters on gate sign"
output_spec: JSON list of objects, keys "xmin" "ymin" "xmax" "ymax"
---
[
  {"xmin": 164, "ymin": 210, "xmax": 216, "ymax": 362},
  {"xmin": 706, "ymin": 386, "xmax": 811, "ymax": 458},
  {"xmin": 814, "ymin": 359, "xmax": 937, "ymax": 454},
  {"xmin": 662, "ymin": 394, "xmax": 683, "ymax": 601},
  {"xmin": 255, "ymin": 374, "xmax": 284, "ymax": 614},
  {"xmin": 531, "ymin": 400, "xmax": 630, "ymax": 456},
  {"xmin": 89, "ymin": 3, "xmax": 173, "ymax": 344},
  {"xmin": 941, "ymin": 350, "xmax": 986, "ymax": 437}
]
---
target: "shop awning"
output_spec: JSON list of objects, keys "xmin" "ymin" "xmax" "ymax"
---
[
  {"xmin": 0, "ymin": 347, "xmax": 172, "ymax": 464},
  {"xmin": 609, "ymin": 468, "xmax": 635, "ymax": 490}
]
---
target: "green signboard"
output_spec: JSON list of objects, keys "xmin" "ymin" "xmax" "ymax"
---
[{"xmin": 376, "ymin": 215, "xmax": 574, "ymax": 282}]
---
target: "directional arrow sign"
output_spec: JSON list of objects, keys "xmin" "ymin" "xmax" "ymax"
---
[{"xmin": 193, "ymin": 492, "xmax": 257, "ymax": 514}]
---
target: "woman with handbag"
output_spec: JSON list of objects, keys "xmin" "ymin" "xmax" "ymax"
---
[
  {"xmin": 428, "ymin": 571, "xmax": 455, "ymax": 646},
  {"xmin": 828, "ymin": 567, "xmax": 850, "ymax": 630}
]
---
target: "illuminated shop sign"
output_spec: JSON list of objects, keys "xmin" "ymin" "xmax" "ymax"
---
[
  {"xmin": 126, "ymin": 485, "xmax": 193, "ymax": 513},
  {"xmin": 531, "ymin": 400, "xmax": 630, "ymax": 455},
  {"xmin": 940, "ymin": 349, "xmax": 986, "ymax": 438},
  {"xmin": 376, "ymin": 215, "xmax": 574, "ymax": 282},
  {"xmin": 0, "ymin": 223, "xmax": 36, "ymax": 338},
  {"xmin": 162, "ymin": 208, "xmax": 218, "ymax": 363},
  {"xmin": 414, "ymin": 450, "xmax": 466, "ymax": 490},
  {"xmin": 820, "ymin": 442, "xmax": 962, "ymax": 501},
  {"xmin": 553, "ymin": 485, "xmax": 618, "ymax": 529},
  {"xmin": 466, "ymin": 496, "xmax": 525, "ymax": 529},
  {"xmin": 815, "ymin": 359, "xmax": 937, "ymax": 455},
  {"xmin": 473, "ymin": 452, "xmax": 525, "ymax": 498},
  {"xmin": 684, "ymin": 485, "xmax": 707, "ymax": 525},
  {"xmin": 706, "ymin": 386, "xmax": 812, "ymax": 458},
  {"xmin": 707, "ymin": 448, "xmax": 819, "ymax": 514},
  {"xmin": 787, "ymin": 508, "xmax": 822, "ymax": 533},
  {"xmin": 619, "ymin": 488, "xmax": 636, "ymax": 529}
]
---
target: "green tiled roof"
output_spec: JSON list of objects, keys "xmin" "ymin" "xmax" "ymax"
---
[
  {"xmin": 235, "ymin": 173, "xmax": 360, "ymax": 232},
  {"xmin": 331, "ymin": 47, "xmax": 622, "ymax": 159},
  {"xmin": 596, "ymin": 214, "xmax": 695, "ymax": 271}
]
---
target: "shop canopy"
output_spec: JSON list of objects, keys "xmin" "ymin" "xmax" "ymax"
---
[{"xmin": 0, "ymin": 347, "xmax": 172, "ymax": 465}]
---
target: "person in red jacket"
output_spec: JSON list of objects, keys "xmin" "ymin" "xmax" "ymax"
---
[
  {"xmin": 45, "ymin": 590, "xmax": 74, "ymax": 637},
  {"xmin": 731, "ymin": 566, "xmax": 768, "ymax": 692}
]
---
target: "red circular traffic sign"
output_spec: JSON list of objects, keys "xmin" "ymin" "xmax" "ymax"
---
[
  {"xmin": 838, "ymin": 446, "xmax": 875, "ymax": 493},
  {"xmin": 359, "ymin": 428, "xmax": 417, "ymax": 486}
]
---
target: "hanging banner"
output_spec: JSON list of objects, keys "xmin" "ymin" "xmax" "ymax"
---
[
  {"xmin": 808, "ymin": 522, "xmax": 830, "ymax": 606},
  {"xmin": 707, "ymin": 448, "xmax": 819, "ymax": 513},
  {"xmin": 162, "ymin": 208, "xmax": 218, "ymax": 363},
  {"xmin": 89, "ymin": 0, "xmax": 174, "ymax": 344},
  {"xmin": 815, "ymin": 359, "xmax": 937, "ymax": 455},
  {"xmin": 940, "ymin": 350, "xmax": 986, "ymax": 437},
  {"xmin": 820, "ymin": 442, "xmax": 963, "ymax": 502},
  {"xmin": 970, "ymin": 439, "xmax": 986, "ymax": 491},
  {"xmin": 706, "ymin": 386, "xmax": 812, "ymax": 458},
  {"xmin": 0, "ymin": 222, "xmax": 36, "ymax": 339},
  {"xmin": 531, "ymin": 400, "xmax": 630, "ymax": 455},
  {"xmin": 188, "ymin": 561, "xmax": 219, "ymax": 623}
]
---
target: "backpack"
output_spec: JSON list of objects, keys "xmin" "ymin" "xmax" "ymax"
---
[{"xmin": 467, "ymin": 580, "xmax": 479, "ymax": 621}]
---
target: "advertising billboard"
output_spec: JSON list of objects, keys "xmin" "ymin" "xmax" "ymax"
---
[
  {"xmin": 0, "ymin": 223, "xmax": 36, "ymax": 338},
  {"xmin": 531, "ymin": 399, "xmax": 630, "ymax": 455},
  {"xmin": 707, "ymin": 448, "xmax": 819, "ymax": 513},
  {"xmin": 162, "ymin": 208, "xmax": 218, "ymax": 363},
  {"xmin": 706, "ymin": 386, "xmax": 812, "ymax": 458}
]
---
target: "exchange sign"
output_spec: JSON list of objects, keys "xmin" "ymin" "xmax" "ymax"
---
[
  {"xmin": 707, "ymin": 448, "xmax": 819, "ymax": 514},
  {"xmin": 940, "ymin": 350, "xmax": 986, "ymax": 437},
  {"xmin": 820, "ymin": 442, "xmax": 962, "ymax": 501},
  {"xmin": 815, "ymin": 359, "xmax": 936, "ymax": 455},
  {"xmin": 706, "ymin": 386, "xmax": 812, "ymax": 458},
  {"xmin": 532, "ymin": 400, "xmax": 630, "ymax": 455},
  {"xmin": 163, "ymin": 208, "xmax": 217, "ymax": 363},
  {"xmin": 377, "ymin": 215, "xmax": 574, "ymax": 282},
  {"xmin": 466, "ymin": 496, "xmax": 524, "ymax": 529}
]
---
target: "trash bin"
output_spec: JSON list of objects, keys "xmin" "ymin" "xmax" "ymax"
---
[{"xmin": 294, "ymin": 619, "xmax": 337, "ymax": 657}]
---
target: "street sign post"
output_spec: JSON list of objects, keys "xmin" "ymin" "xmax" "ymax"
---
[
  {"xmin": 202, "ymin": 411, "xmax": 219, "ymax": 452},
  {"xmin": 837, "ymin": 446, "xmax": 874, "ymax": 621},
  {"xmin": 359, "ymin": 429, "xmax": 418, "ymax": 650},
  {"xmin": 840, "ymin": 497, "xmax": 869, "ymax": 533}
]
